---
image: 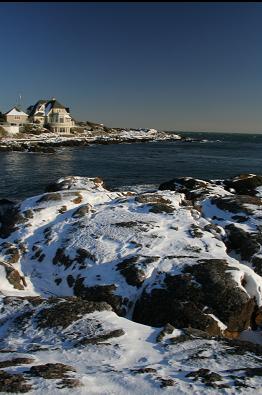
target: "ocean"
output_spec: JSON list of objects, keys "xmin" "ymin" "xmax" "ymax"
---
[{"xmin": 0, "ymin": 132, "xmax": 262, "ymax": 201}]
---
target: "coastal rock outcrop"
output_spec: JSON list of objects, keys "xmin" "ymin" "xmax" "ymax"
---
[
  {"xmin": 0, "ymin": 175, "xmax": 261, "ymax": 338},
  {"xmin": 133, "ymin": 259, "xmax": 255, "ymax": 336},
  {"xmin": 0, "ymin": 174, "xmax": 262, "ymax": 394}
]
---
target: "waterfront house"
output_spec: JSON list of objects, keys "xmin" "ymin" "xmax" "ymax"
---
[
  {"xmin": 27, "ymin": 98, "xmax": 75, "ymax": 133},
  {"xmin": 4, "ymin": 107, "xmax": 28, "ymax": 126}
]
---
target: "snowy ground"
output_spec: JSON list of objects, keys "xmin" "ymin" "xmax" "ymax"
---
[
  {"xmin": 0, "ymin": 174, "xmax": 262, "ymax": 393},
  {"xmin": 0, "ymin": 128, "xmax": 182, "ymax": 151}
]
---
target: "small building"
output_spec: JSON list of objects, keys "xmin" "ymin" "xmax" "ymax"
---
[
  {"xmin": 27, "ymin": 98, "xmax": 75, "ymax": 133},
  {"xmin": 4, "ymin": 107, "xmax": 28, "ymax": 126}
]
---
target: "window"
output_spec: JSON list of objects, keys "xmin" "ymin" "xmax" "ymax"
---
[
  {"xmin": 14, "ymin": 116, "xmax": 20, "ymax": 120},
  {"xmin": 59, "ymin": 118, "xmax": 64, "ymax": 123}
]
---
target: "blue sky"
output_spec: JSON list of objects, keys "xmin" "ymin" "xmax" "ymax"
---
[{"xmin": 0, "ymin": 2, "xmax": 261, "ymax": 132}]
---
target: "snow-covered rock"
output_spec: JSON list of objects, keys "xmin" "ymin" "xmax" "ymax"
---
[{"xmin": 0, "ymin": 174, "xmax": 262, "ymax": 393}]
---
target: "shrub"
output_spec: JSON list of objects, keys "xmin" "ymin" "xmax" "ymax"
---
[{"xmin": 0, "ymin": 126, "xmax": 8, "ymax": 138}]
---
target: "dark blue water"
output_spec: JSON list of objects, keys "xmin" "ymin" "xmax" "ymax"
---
[{"xmin": 0, "ymin": 132, "xmax": 261, "ymax": 200}]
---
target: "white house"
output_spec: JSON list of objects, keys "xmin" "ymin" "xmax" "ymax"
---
[
  {"xmin": 27, "ymin": 98, "xmax": 75, "ymax": 133},
  {"xmin": 4, "ymin": 107, "xmax": 28, "ymax": 126}
]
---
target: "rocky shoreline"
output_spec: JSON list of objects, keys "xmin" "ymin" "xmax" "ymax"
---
[
  {"xmin": 0, "ymin": 129, "xmax": 202, "ymax": 153},
  {"xmin": 0, "ymin": 173, "xmax": 262, "ymax": 393}
]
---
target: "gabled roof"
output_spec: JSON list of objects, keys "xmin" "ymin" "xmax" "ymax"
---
[
  {"xmin": 5, "ymin": 107, "xmax": 28, "ymax": 117},
  {"xmin": 46, "ymin": 99, "xmax": 67, "ymax": 110},
  {"xmin": 27, "ymin": 100, "xmax": 48, "ymax": 116},
  {"xmin": 28, "ymin": 98, "xmax": 70, "ymax": 117}
]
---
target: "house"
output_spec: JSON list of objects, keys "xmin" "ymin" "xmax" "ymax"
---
[
  {"xmin": 27, "ymin": 98, "xmax": 75, "ymax": 133},
  {"xmin": 4, "ymin": 107, "xmax": 28, "ymax": 126}
]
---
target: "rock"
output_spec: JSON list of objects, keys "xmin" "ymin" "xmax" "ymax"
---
[
  {"xmin": 36, "ymin": 297, "xmax": 112, "ymax": 329},
  {"xmin": 157, "ymin": 377, "xmax": 176, "ymax": 388},
  {"xmin": 245, "ymin": 367, "xmax": 262, "ymax": 377},
  {"xmin": 149, "ymin": 203, "xmax": 175, "ymax": 214},
  {"xmin": 27, "ymin": 145, "xmax": 55, "ymax": 154},
  {"xmin": 0, "ymin": 371, "xmax": 32, "ymax": 393},
  {"xmin": 0, "ymin": 198, "xmax": 16, "ymax": 219},
  {"xmin": 0, "ymin": 357, "xmax": 34, "ymax": 368},
  {"xmin": 67, "ymin": 275, "xmax": 75, "ymax": 287},
  {"xmin": 74, "ymin": 280, "xmax": 125, "ymax": 315},
  {"xmin": 156, "ymin": 323, "xmax": 175, "ymax": 342},
  {"xmin": 72, "ymin": 193, "xmax": 83, "ymax": 204},
  {"xmin": 135, "ymin": 194, "xmax": 171, "ymax": 205},
  {"xmin": 45, "ymin": 176, "xmax": 106, "ymax": 193},
  {"xmin": 133, "ymin": 259, "xmax": 255, "ymax": 335},
  {"xmin": 37, "ymin": 192, "xmax": 62, "ymax": 204},
  {"xmin": 133, "ymin": 283, "xmax": 222, "ymax": 336},
  {"xmin": 253, "ymin": 306, "xmax": 262, "ymax": 328},
  {"xmin": 222, "ymin": 338, "xmax": 262, "ymax": 356},
  {"xmin": 186, "ymin": 260, "xmax": 255, "ymax": 332},
  {"xmin": 159, "ymin": 177, "xmax": 208, "ymax": 195},
  {"xmin": 116, "ymin": 256, "xmax": 159, "ymax": 287},
  {"xmin": 58, "ymin": 205, "xmax": 67, "ymax": 214},
  {"xmin": 2, "ymin": 244, "xmax": 20, "ymax": 263},
  {"xmin": 186, "ymin": 368, "xmax": 223, "ymax": 386},
  {"xmin": 52, "ymin": 247, "xmax": 74, "ymax": 269},
  {"xmin": 251, "ymin": 256, "xmax": 262, "ymax": 276},
  {"xmin": 28, "ymin": 363, "xmax": 76, "ymax": 379},
  {"xmin": 0, "ymin": 261, "xmax": 26, "ymax": 290},
  {"xmin": 72, "ymin": 203, "xmax": 92, "ymax": 218},
  {"xmin": 189, "ymin": 224, "xmax": 203, "ymax": 238},
  {"xmin": 56, "ymin": 378, "xmax": 83, "ymax": 388},
  {"xmin": 183, "ymin": 327, "xmax": 212, "ymax": 338},
  {"xmin": 212, "ymin": 195, "xmax": 262, "ymax": 215},
  {"xmin": 225, "ymin": 224, "xmax": 261, "ymax": 262},
  {"xmin": 75, "ymin": 329, "xmax": 125, "ymax": 346},
  {"xmin": 224, "ymin": 174, "xmax": 262, "ymax": 195},
  {"xmin": 0, "ymin": 206, "xmax": 27, "ymax": 239},
  {"xmin": 132, "ymin": 367, "xmax": 157, "ymax": 374}
]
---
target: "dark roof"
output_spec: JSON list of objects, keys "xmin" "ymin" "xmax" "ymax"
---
[
  {"xmin": 27, "ymin": 100, "xmax": 47, "ymax": 116},
  {"xmin": 48, "ymin": 99, "xmax": 67, "ymax": 109},
  {"xmin": 28, "ymin": 98, "xmax": 69, "ymax": 116},
  {"xmin": 34, "ymin": 112, "xmax": 45, "ymax": 116}
]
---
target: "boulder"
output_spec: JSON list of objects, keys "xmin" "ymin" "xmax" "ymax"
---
[
  {"xmin": 133, "ymin": 259, "xmax": 255, "ymax": 335},
  {"xmin": 0, "ymin": 261, "xmax": 26, "ymax": 290},
  {"xmin": 0, "ymin": 371, "xmax": 32, "ymax": 393},
  {"xmin": 212, "ymin": 195, "xmax": 262, "ymax": 215},
  {"xmin": 45, "ymin": 176, "xmax": 106, "ymax": 193},
  {"xmin": 116, "ymin": 255, "xmax": 159, "ymax": 288},
  {"xmin": 0, "ymin": 206, "xmax": 27, "ymax": 239},
  {"xmin": 159, "ymin": 177, "xmax": 208, "ymax": 194},
  {"xmin": 36, "ymin": 297, "xmax": 112, "ymax": 329},
  {"xmin": 224, "ymin": 174, "xmax": 262, "ymax": 195},
  {"xmin": 74, "ymin": 280, "xmax": 125, "ymax": 315},
  {"xmin": 225, "ymin": 224, "xmax": 262, "ymax": 262},
  {"xmin": 28, "ymin": 363, "xmax": 76, "ymax": 379}
]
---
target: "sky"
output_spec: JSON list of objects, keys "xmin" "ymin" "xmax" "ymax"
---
[{"xmin": 0, "ymin": 2, "xmax": 262, "ymax": 132}]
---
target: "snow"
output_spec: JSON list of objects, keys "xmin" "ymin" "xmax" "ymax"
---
[
  {"xmin": 5, "ymin": 107, "xmax": 28, "ymax": 116},
  {"xmin": 0, "ymin": 175, "xmax": 262, "ymax": 394}
]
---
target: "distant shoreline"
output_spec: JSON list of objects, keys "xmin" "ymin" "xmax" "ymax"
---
[{"xmin": 0, "ymin": 130, "xmax": 204, "ymax": 153}]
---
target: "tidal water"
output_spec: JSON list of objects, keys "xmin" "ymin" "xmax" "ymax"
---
[{"xmin": 0, "ymin": 132, "xmax": 262, "ymax": 201}]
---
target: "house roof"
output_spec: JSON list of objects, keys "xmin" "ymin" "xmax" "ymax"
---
[
  {"xmin": 4, "ymin": 107, "xmax": 28, "ymax": 117},
  {"xmin": 46, "ymin": 99, "xmax": 67, "ymax": 110},
  {"xmin": 34, "ymin": 112, "xmax": 45, "ymax": 116},
  {"xmin": 27, "ymin": 100, "xmax": 48, "ymax": 116},
  {"xmin": 28, "ymin": 98, "xmax": 70, "ymax": 117}
]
